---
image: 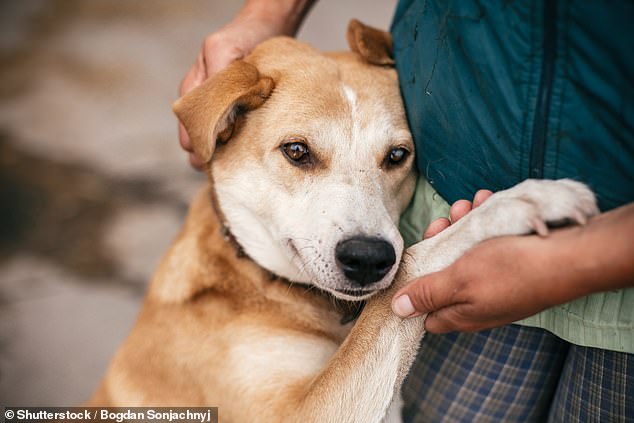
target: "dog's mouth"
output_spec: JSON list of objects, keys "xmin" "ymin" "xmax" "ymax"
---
[
  {"xmin": 318, "ymin": 285, "xmax": 382, "ymax": 302},
  {"xmin": 333, "ymin": 288, "xmax": 375, "ymax": 298},
  {"xmin": 285, "ymin": 237, "xmax": 395, "ymax": 301}
]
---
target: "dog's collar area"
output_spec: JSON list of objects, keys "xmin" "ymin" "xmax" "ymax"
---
[
  {"xmin": 220, "ymin": 224, "xmax": 247, "ymax": 259},
  {"xmin": 339, "ymin": 301, "xmax": 366, "ymax": 325},
  {"xmin": 220, "ymin": 222, "xmax": 281, "ymax": 281},
  {"xmin": 309, "ymin": 287, "xmax": 366, "ymax": 325},
  {"xmin": 207, "ymin": 186, "xmax": 250, "ymax": 260},
  {"xmin": 209, "ymin": 183, "xmax": 285, "ymax": 282}
]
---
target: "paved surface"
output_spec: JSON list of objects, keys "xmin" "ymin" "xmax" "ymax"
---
[{"xmin": 0, "ymin": 0, "xmax": 394, "ymax": 406}]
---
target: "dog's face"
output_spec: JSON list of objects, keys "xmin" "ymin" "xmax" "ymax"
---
[{"xmin": 175, "ymin": 24, "xmax": 416, "ymax": 301}]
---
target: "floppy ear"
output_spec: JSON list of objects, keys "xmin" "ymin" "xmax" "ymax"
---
[
  {"xmin": 173, "ymin": 60, "xmax": 274, "ymax": 163},
  {"xmin": 346, "ymin": 19, "xmax": 394, "ymax": 66}
]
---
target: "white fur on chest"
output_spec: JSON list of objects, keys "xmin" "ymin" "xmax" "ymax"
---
[{"xmin": 226, "ymin": 326, "xmax": 340, "ymax": 393}]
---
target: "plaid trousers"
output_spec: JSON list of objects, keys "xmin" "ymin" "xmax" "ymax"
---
[{"xmin": 402, "ymin": 324, "xmax": 633, "ymax": 422}]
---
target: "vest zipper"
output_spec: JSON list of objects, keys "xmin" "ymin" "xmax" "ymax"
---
[{"xmin": 529, "ymin": 0, "xmax": 558, "ymax": 179}]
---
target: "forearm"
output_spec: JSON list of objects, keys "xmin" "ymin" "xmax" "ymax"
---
[
  {"xmin": 538, "ymin": 202, "xmax": 634, "ymax": 305},
  {"xmin": 239, "ymin": 0, "xmax": 317, "ymax": 36}
]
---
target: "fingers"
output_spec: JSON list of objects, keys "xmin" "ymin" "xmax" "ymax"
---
[
  {"xmin": 451, "ymin": 190, "xmax": 493, "ymax": 221},
  {"xmin": 179, "ymin": 122, "xmax": 204, "ymax": 170},
  {"xmin": 423, "ymin": 189, "xmax": 494, "ymax": 239},
  {"xmin": 422, "ymin": 200, "xmax": 473, "ymax": 240},
  {"xmin": 392, "ymin": 286, "xmax": 472, "ymax": 334},
  {"xmin": 423, "ymin": 307, "xmax": 469, "ymax": 334},
  {"xmin": 473, "ymin": 189, "xmax": 493, "ymax": 207},
  {"xmin": 179, "ymin": 56, "xmax": 206, "ymax": 98},
  {"xmin": 178, "ymin": 123, "xmax": 192, "ymax": 151},
  {"xmin": 178, "ymin": 61, "xmax": 207, "ymax": 169},
  {"xmin": 391, "ymin": 271, "xmax": 455, "ymax": 319},
  {"xmin": 423, "ymin": 217, "xmax": 451, "ymax": 239},
  {"xmin": 195, "ymin": 50, "xmax": 207, "ymax": 81},
  {"xmin": 202, "ymin": 35, "xmax": 245, "ymax": 77},
  {"xmin": 188, "ymin": 152, "xmax": 205, "ymax": 170},
  {"xmin": 424, "ymin": 199, "xmax": 472, "ymax": 240},
  {"xmin": 450, "ymin": 199, "xmax": 472, "ymax": 223},
  {"xmin": 391, "ymin": 268, "xmax": 479, "ymax": 334},
  {"xmin": 177, "ymin": 36, "xmax": 246, "ymax": 171}
]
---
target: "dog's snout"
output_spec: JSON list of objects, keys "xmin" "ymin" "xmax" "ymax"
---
[{"xmin": 335, "ymin": 237, "xmax": 396, "ymax": 286}]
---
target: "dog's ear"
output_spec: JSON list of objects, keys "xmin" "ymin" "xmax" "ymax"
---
[
  {"xmin": 173, "ymin": 60, "xmax": 274, "ymax": 164},
  {"xmin": 346, "ymin": 19, "xmax": 394, "ymax": 66}
]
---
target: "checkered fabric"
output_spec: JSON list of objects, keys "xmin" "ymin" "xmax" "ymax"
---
[
  {"xmin": 548, "ymin": 345, "xmax": 634, "ymax": 422},
  {"xmin": 401, "ymin": 324, "xmax": 633, "ymax": 422}
]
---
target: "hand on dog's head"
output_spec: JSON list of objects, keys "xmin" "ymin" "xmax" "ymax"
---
[{"xmin": 173, "ymin": 20, "xmax": 394, "ymax": 168}]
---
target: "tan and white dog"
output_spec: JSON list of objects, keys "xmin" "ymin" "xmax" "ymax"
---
[{"xmin": 89, "ymin": 21, "xmax": 598, "ymax": 422}]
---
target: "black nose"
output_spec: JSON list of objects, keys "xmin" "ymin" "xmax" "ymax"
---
[{"xmin": 335, "ymin": 237, "xmax": 396, "ymax": 286}]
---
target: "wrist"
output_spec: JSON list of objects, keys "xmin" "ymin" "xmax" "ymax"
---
[
  {"xmin": 241, "ymin": 0, "xmax": 315, "ymax": 36},
  {"xmin": 554, "ymin": 207, "xmax": 634, "ymax": 292},
  {"xmin": 512, "ymin": 231, "xmax": 590, "ymax": 310},
  {"xmin": 537, "ymin": 227, "xmax": 593, "ymax": 305},
  {"xmin": 531, "ymin": 211, "xmax": 633, "ymax": 307}
]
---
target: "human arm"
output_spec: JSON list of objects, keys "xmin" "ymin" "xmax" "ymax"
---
[
  {"xmin": 392, "ymin": 201, "xmax": 634, "ymax": 333},
  {"xmin": 179, "ymin": 0, "xmax": 316, "ymax": 168}
]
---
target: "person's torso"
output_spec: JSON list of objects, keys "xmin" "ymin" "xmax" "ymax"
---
[{"xmin": 391, "ymin": 0, "xmax": 634, "ymax": 211}]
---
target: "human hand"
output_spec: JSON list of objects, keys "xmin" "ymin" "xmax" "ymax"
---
[
  {"xmin": 393, "ymin": 188, "xmax": 551, "ymax": 333},
  {"xmin": 392, "ymin": 234, "xmax": 560, "ymax": 333},
  {"xmin": 392, "ymin": 189, "xmax": 555, "ymax": 334},
  {"xmin": 178, "ymin": 0, "xmax": 315, "ymax": 169},
  {"xmin": 392, "ymin": 194, "xmax": 634, "ymax": 333},
  {"xmin": 422, "ymin": 189, "xmax": 493, "ymax": 239}
]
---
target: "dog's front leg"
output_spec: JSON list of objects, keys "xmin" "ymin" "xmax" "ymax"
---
[{"xmin": 283, "ymin": 179, "xmax": 598, "ymax": 423}]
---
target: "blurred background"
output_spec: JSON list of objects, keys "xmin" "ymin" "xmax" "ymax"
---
[{"xmin": 0, "ymin": 0, "xmax": 395, "ymax": 405}]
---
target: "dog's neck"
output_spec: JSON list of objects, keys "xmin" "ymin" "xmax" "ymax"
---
[{"xmin": 208, "ymin": 184, "xmax": 278, "ymax": 279}]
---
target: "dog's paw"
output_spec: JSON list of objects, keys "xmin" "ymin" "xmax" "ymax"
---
[{"xmin": 471, "ymin": 179, "xmax": 599, "ymax": 238}]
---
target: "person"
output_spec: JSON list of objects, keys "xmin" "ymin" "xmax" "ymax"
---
[{"xmin": 177, "ymin": 1, "xmax": 634, "ymax": 421}]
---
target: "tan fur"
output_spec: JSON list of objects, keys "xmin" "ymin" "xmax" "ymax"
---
[
  {"xmin": 173, "ymin": 60, "xmax": 274, "ymax": 163},
  {"xmin": 91, "ymin": 21, "xmax": 599, "ymax": 423},
  {"xmin": 346, "ymin": 19, "xmax": 394, "ymax": 66}
]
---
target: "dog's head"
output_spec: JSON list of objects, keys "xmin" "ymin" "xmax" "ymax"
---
[{"xmin": 174, "ymin": 21, "xmax": 416, "ymax": 301}]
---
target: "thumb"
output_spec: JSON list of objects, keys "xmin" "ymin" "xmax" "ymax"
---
[
  {"xmin": 203, "ymin": 42, "xmax": 246, "ymax": 77},
  {"xmin": 391, "ymin": 270, "xmax": 456, "ymax": 318}
]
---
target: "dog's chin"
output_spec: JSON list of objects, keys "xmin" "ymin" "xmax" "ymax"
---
[{"xmin": 307, "ymin": 270, "xmax": 396, "ymax": 302}]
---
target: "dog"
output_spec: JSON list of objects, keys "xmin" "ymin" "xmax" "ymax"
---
[{"xmin": 89, "ymin": 20, "xmax": 598, "ymax": 422}]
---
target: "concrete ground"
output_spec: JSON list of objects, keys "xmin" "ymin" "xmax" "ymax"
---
[{"xmin": 0, "ymin": 0, "xmax": 395, "ymax": 406}]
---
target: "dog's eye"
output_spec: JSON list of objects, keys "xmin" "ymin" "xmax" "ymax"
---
[
  {"xmin": 385, "ymin": 147, "xmax": 410, "ymax": 166},
  {"xmin": 281, "ymin": 141, "xmax": 311, "ymax": 165}
]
